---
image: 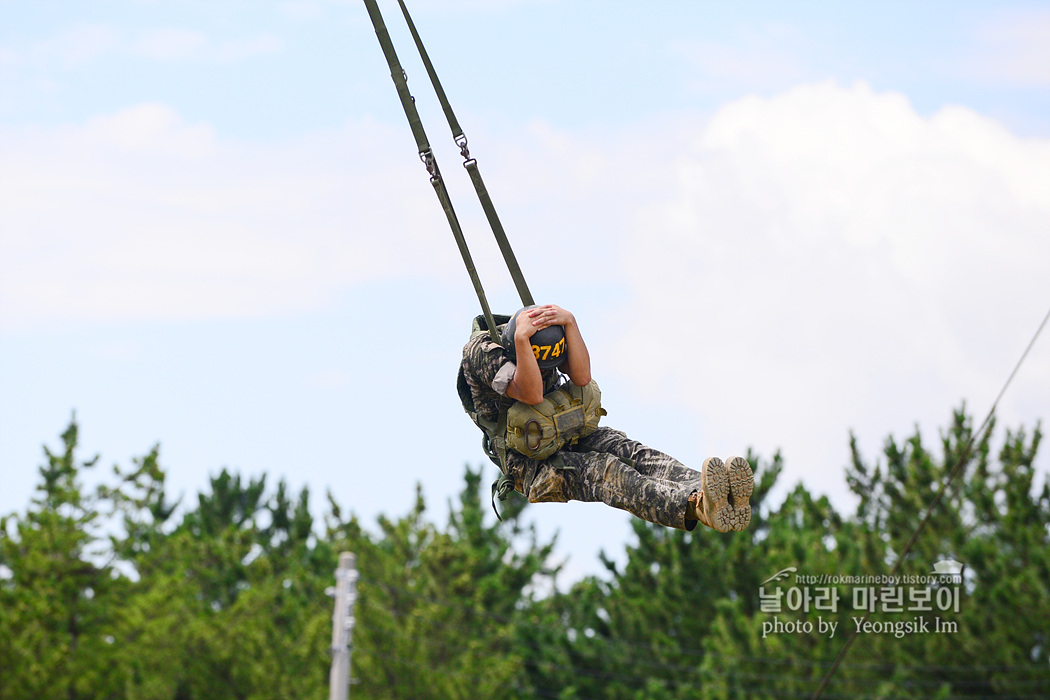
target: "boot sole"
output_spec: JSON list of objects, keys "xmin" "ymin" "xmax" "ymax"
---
[
  {"xmin": 702, "ymin": 457, "xmax": 732, "ymax": 533},
  {"xmin": 725, "ymin": 456, "xmax": 753, "ymax": 531}
]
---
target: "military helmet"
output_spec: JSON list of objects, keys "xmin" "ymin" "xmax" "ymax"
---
[{"xmin": 501, "ymin": 306, "xmax": 568, "ymax": 370}]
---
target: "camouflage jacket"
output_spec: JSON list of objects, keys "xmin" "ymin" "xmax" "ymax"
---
[{"xmin": 460, "ymin": 328, "xmax": 563, "ymax": 429}]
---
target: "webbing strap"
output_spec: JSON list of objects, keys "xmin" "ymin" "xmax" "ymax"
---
[
  {"xmin": 491, "ymin": 473, "xmax": 515, "ymax": 522},
  {"xmin": 463, "ymin": 160, "xmax": 534, "ymax": 307},
  {"xmin": 478, "ymin": 409, "xmax": 514, "ymax": 521},
  {"xmin": 394, "ymin": 0, "xmax": 535, "ymax": 309},
  {"xmin": 362, "ymin": 0, "xmax": 428, "ymax": 155},
  {"xmin": 394, "ymin": 0, "xmax": 464, "ymax": 142},
  {"xmin": 431, "ymin": 169, "xmax": 500, "ymax": 344},
  {"xmin": 362, "ymin": 0, "xmax": 500, "ymax": 343}
]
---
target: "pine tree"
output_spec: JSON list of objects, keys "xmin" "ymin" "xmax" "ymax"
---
[{"xmin": 0, "ymin": 418, "xmax": 126, "ymax": 699}]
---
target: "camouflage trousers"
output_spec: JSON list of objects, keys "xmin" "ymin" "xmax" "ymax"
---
[{"xmin": 505, "ymin": 427, "xmax": 704, "ymax": 531}]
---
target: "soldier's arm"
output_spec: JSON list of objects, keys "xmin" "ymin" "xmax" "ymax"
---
[
  {"xmin": 506, "ymin": 318, "xmax": 545, "ymax": 405},
  {"xmin": 531, "ymin": 305, "xmax": 591, "ymax": 387},
  {"xmin": 560, "ymin": 314, "xmax": 591, "ymax": 387}
]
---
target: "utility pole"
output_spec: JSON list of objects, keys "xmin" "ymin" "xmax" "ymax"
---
[{"xmin": 327, "ymin": 552, "xmax": 358, "ymax": 700}]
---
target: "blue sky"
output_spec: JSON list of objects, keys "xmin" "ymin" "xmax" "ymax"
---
[{"xmin": 2, "ymin": 0, "xmax": 1049, "ymax": 586}]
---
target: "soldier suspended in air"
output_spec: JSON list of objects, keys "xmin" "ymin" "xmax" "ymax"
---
[
  {"xmin": 362, "ymin": 2, "xmax": 754, "ymax": 532},
  {"xmin": 458, "ymin": 304, "xmax": 754, "ymax": 532}
]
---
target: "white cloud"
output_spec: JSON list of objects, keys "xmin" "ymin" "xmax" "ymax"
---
[
  {"xmin": 2, "ymin": 84, "xmax": 1046, "ymax": 515},
  {"xmin": 279, "ymin": 0, "xmax": 327, "ymax": 21},
  {"xmin": 970, "ymin": 9, "xmax": 1050, "ymax": 86},
  {"xmin": 397, "ymin": 0, "xmax": 559, "ymax": 11},
  {"xmin": 131, "ymin": 28, "xmax": 208, "ymax": 61},
  {"xmin": 80, "ymin": 102, "xmax": 216, "ymax": 156},
  {"xmin": 614, "ymin": 81, "xmax": 1050, "ymax": 506},
  {"xmin": 130, "ymin": 29, "xmax": 284, "ymax": 62},
  {"xmin": 306, "ymin": 369, "xmax": 350, "ymax": 388},
  {"xmin": 1, "ymin": 24, "xmax": 282, "ymax": 70},
  {"xmin": 670, "ymin": 25, "xmax": 809, "ymax": 93},
  {"xmin": 0, "ymin": 105, "xmax": 460, "ymax": 328},
  {"xmin": 14, "ymin": 24, "xmax": 120, "ymax": 70},
  {"xmin": 217, "ymin": 34, "xmax": 284, "ymax": 62}
]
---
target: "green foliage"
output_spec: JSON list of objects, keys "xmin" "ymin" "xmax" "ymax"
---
[
  {"xmin": 521, "ymin": 412, "xmax": 1050, "ymax": 699},
  {"xmin": 0, "ymin": 419, "xmax": 558, "ymax": 700},
  {"xmin": 0, "ymin": 419, "xmax": 125, "ymax": 700},
  {"xmin": 325, "ymin": 467, "xmax": 557, "ymax": 699},
  {"xmin": 2, "ymin": 407, "xmax": 1049, "ymax": 698}
]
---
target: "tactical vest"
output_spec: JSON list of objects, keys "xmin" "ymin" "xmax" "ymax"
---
[{"xmin": 505, "ymin": 381, "xmax": 604, "ymax": 460}]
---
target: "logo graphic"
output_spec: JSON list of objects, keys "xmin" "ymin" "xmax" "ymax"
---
[
  {"xmin": 761, "ymin": 567, "xmax": 797, "ymax": 585},
  {"xmin": 931, "ymin": 559, "xmax": 964, "ymax": 577}
]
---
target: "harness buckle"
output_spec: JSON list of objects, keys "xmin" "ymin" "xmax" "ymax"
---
[
  {"xmin": 455, "ymin": 134, "xmax": 470, "ymax": 160},
  {"xmin": 420, "ymin": 150, "xmax": 438, "ymax": 179}
]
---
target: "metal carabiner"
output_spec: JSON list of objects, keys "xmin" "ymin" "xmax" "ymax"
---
[
  {"xmin": 420, "ymin": 150, "xmax": 438, "ymax": 179},
  {"xmin": 455, "ymin": 134, "xmax": 470, "ymax": 161}
]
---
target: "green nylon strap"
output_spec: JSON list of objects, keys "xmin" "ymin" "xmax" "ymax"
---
[
  {"xmin": 362, "ymin": 0, "xmax": 428, "ymax": 155},
  {"xmin": 463, "ymin": 160, "xmax": 534, "ymax": 308},
  {"xmin": 479, "ymin": 408, "xmax": 514, "ymax": 521},
  {"xmin": 394, "ymin": 0, "xmax": 535, "ymax": 309},
  {"xmin": 395, "ymin": 0, "xmax": 463, "ymax": 141},
  {"xmin": 362, "ymin": 0, "xmax": 499, "ymax": 343},
  {"xmin": 430, "ymin": 168, "xmax": 500, "ymax": 344},
  {"xmin": 491, "ymin": 473, "xmax": 515, "ymax": 522},
  {"xmin": 482, "ymin": 407, "xmax": 578, "ymax": 521}
]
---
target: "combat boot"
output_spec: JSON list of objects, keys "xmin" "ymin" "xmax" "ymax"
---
[
  {"xmin": 725, "ymin": 456, "xmax": 754, "ymax": 531},
  {"xmin": 688, "ymin": 457, "xmax": 732, "ymax": 532}
]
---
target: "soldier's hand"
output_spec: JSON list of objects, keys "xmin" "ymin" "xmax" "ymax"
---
[
  {"xmin": 528, "ymin": 304, "xmax": 575, "ymax": 330},
  {"xmin": 514, "ymin": 309, "xmax": 542, "ymax": 341}
]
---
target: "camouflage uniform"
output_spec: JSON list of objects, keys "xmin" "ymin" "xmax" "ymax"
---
[{"xmin": 461, "ymin": 330, "xmax": 704, "ymax": 531}]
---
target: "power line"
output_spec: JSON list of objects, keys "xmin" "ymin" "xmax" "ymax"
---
[{"xmin": 812, "ymin": 303, "xmax": 1050, "ymax": 699}]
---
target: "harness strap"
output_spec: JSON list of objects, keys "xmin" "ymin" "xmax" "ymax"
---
[
  {"xmin": 477, "ymin": 397, "xmax": 578, "ymax": 520},
  {"xmin": 393, "ymin": 0, "xmax": 463, "ymax": 143},
  {"xmin": 490, "ymin": 473, "xmax": 515, "ymax": 522},
  {"xmin": 478, "ymin": 409, "xmax": 515, "ymax": 521},
  {"xmin": 362, "ymin": 0, "xmax": 428, "ymax": 155},
  {"xmin": 394, "ymin": 0, "xmax": 535, "ymax": 309},
  {"xmin": 362, "ymin": 0, "xmax": 500, "ymax": 343}
]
